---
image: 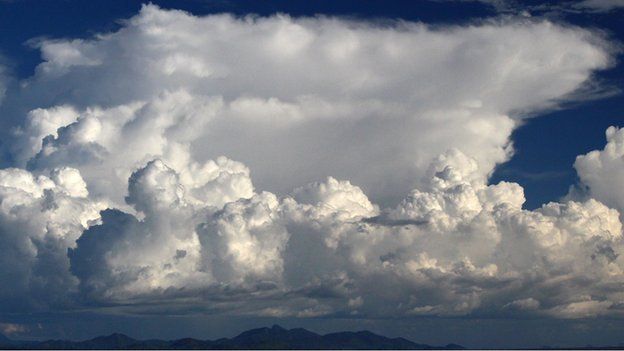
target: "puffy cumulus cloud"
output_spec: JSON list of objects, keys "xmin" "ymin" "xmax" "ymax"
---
[
  {"xmin": 68, "ymin": 208, "xmax": 208, "ymax": 302},
  {"xmin": 0, "ymin": 166, "xmax": 104, "ymax": 311},
  {"xmin": 12, "ymin": 105, "xmax": 80, "ymax": 164},
  {"xmin": 126, "ymin": 159, "xmax": 187, "ymax": 214},
  {"xmin": 280, "ymin": 150, "xmax": 618, "ymax": 319},
  {"xmin": 292, "ymin": 177, "xmax": 378, "ymax": 219},
  {"xmin": 19, "ymin": 91, "xmax": 226, "ymax": 204},
  {"xmin": 574, "ymin": 126, "xmax": 624, "ymax": 215},
  {"xmin": 274, "ymin": 148, "xmax": 624, "ymax": 319},
  {"xmin": 1, "ymin": 135, "xmax": 623, "ymax": 319},
  {"xmin": 1, "ymin": 4, "xmax": 614, "ymax": 206},
  {"xmin": 68, "ymin": 157, "xmax": 256, "ymax": 302},
  {"xmin": 60, "ymin": 146, "xmax": 624, "ymax": 320},
  {"xmin": 198, "ymin": 192, "xmax": 287, "ymax": 284},
  {"xmin": 0, "ymin": 5, "xmax": 622, "ymax": 321}
]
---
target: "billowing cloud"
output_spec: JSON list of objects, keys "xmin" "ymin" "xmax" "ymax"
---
[
  {"xmin": 0, "ymin": 4, "xmax": 622, "ymax": 322},
  {"xmin": 3, "ymin": 4, "xmax": 614, "ymax": 206},
  {"xmin": 574, "ymin": 126, "xmax": 624, "ymax": 215},
  {"xmin": 0, "ymin": 166, "xmax": 104, "ymax": 311},
  {"xmin": 278, "ymin": 149, "xmax": 624, "ymax": 319},
  {"xmin": 63, "ymin": 147, "xmax": 624, "ymax": 319}
]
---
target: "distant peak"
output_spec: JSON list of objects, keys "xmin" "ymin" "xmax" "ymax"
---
[
  {"xmin": 104, "ymin": 332, "xmax": 133, "ymax": 338},
  {"xmin": 13, "ymin": 326, "xmax": 466, "ymax": 349}
]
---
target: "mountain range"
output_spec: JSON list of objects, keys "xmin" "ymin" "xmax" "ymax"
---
[{"xmin": 0, "ymin": 324, "xmax": 464, "ymax": 349}]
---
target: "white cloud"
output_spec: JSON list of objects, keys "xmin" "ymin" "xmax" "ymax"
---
[
  {"xmin": 0, "ymin": 5, "xmax": 621, "ymax": 321},
  {"xmin": 574, "ymin": 126, "xmax": 624, "ymax": 215},
  {"xmin": 3, "ymin": 4, "xmax": 613, "ymax": 207},
  {"xmin": 283, "ymin": 149, "xmax": 623, "ymax": 318},
  {"xmin": 64, "ymin": 148, "xmax": 624, "ymax": 319},
  {"xmin": 0, "ymin": 166, "xmax": 104, "ymax": 310},
  {"xmin": 198, "ymin": 191, "xmax": 288, "ymax": 284},
  {"xmin": 68, "ymin": 156, "xmax": 256, "ymax": 301}
]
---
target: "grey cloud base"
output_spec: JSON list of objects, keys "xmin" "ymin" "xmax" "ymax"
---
[{"xmin": 0, "ymin": 5, "xmax": 623, "ymax": 321}]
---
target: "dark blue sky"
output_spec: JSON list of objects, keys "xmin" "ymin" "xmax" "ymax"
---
[
  {"xmin": 1, "ymin": 1, "xmax": 624, "ymax": 348},
  {"xmin": 1, "ymin": 0, "xmax": 622, "ymax": 209}
]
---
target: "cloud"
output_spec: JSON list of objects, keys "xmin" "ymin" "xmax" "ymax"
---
[
  {"xmin": 0, "ymin": 166, "xmax": 104, "ymax": 311},
  {"xmin": 451, "ymin": 0, "xmax": 624, "ymax": 16},
  {"xmin": 68, "ymin": 157, "xmax": 257, "ymax": 302},
  {"xmin": 61, "ymin": 146, "xmax": 624, "ymax": 319},
  {"xmin": 0, "ymin": 323, "xmax": 27, "ymax": 336},
  {"xmin": 198, "ymin": 191, "xmax": 288, "ymax": 284},
  {"xmin": 2, "ymin": 4, "xmax": 613, "ymax": 207},
  {"xmin": 572, "ymin": 0, "xmax": 624, "ymax": 13},
  {"xmin": 574, "ymin": 126, "xmax": 624, "ymax": 215},
  {"xmin": 0, "ymin": 4, "xmax": 621, "ymax": 321},
  {"xmin": 287, "ymin": 149, "xmax": 623, "ymax": 318}
]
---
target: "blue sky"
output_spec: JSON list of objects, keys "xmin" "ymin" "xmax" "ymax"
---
[{"xmin": 0, "ymin": 0, "xmax": 624, "ymax": 348}]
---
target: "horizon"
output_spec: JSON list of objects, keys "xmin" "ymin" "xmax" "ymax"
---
[
  {"xmin": 0, "ymin": 323, "xmax": 592, "ymax": 349},
  {"xmin": 1, "ymin": 324, "xmax": 435, "ymax": 342},
  {"xmin": 0, "ymin": 324, "xmax": 468, "ymax": 350},
  {"xmin": 1, "ymin": 0, "xmax": 624, "ymax": 349}
]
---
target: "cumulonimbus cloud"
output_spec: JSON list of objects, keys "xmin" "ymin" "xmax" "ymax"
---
[{"xmin": 0, "ymin": 4, "xmax": 622, "ymax": 320}]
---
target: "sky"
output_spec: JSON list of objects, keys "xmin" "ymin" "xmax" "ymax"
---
[{"xmin": 0, "ymin": 0, "xmax": 623, "ymax": 348}]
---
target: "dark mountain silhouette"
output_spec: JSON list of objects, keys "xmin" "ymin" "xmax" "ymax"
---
[
  {"xmin": 0, "ymin": 325, "xmax": 465, "ymax": 349},
  {"xmin": 21, "ymin": 333, "xmax": 139, "ymax": 350}
]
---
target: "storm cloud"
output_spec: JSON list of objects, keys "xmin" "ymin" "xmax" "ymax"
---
[{"xmin": 0, "ymin": 4, "xmax": 622, "ymax": 322}]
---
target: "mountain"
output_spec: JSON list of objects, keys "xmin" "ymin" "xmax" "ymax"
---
[
  {"xmin": 213, "ymin": 325, "xmax": 325, "ymax": 349},
  {"xmin": 211, "ymin": 325, "xmax": 461, "ymax": 349},
  {"xmin": 0, "ymin": 325, "xmax": 464, "ymax": 349},
  {"xmin": 33, "ymin": 333, "xmax": 138, "ymax": 350},
  {"xmin": 78, "ymin": 333, "xmax": 138, "ymax": 349},
  {"xmin": 322, "ymin": 330, "xmax": 432, "ymax": 349}
]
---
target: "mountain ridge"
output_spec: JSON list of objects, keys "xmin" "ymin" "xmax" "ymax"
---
[{"xmin": 0, "ymin": 324, "xmax": 464, "ymax": 349}]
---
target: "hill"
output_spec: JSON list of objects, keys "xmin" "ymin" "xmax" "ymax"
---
[{"xmin": 0, "ymin": 325, "xmax": 464, "ymax": 350}]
